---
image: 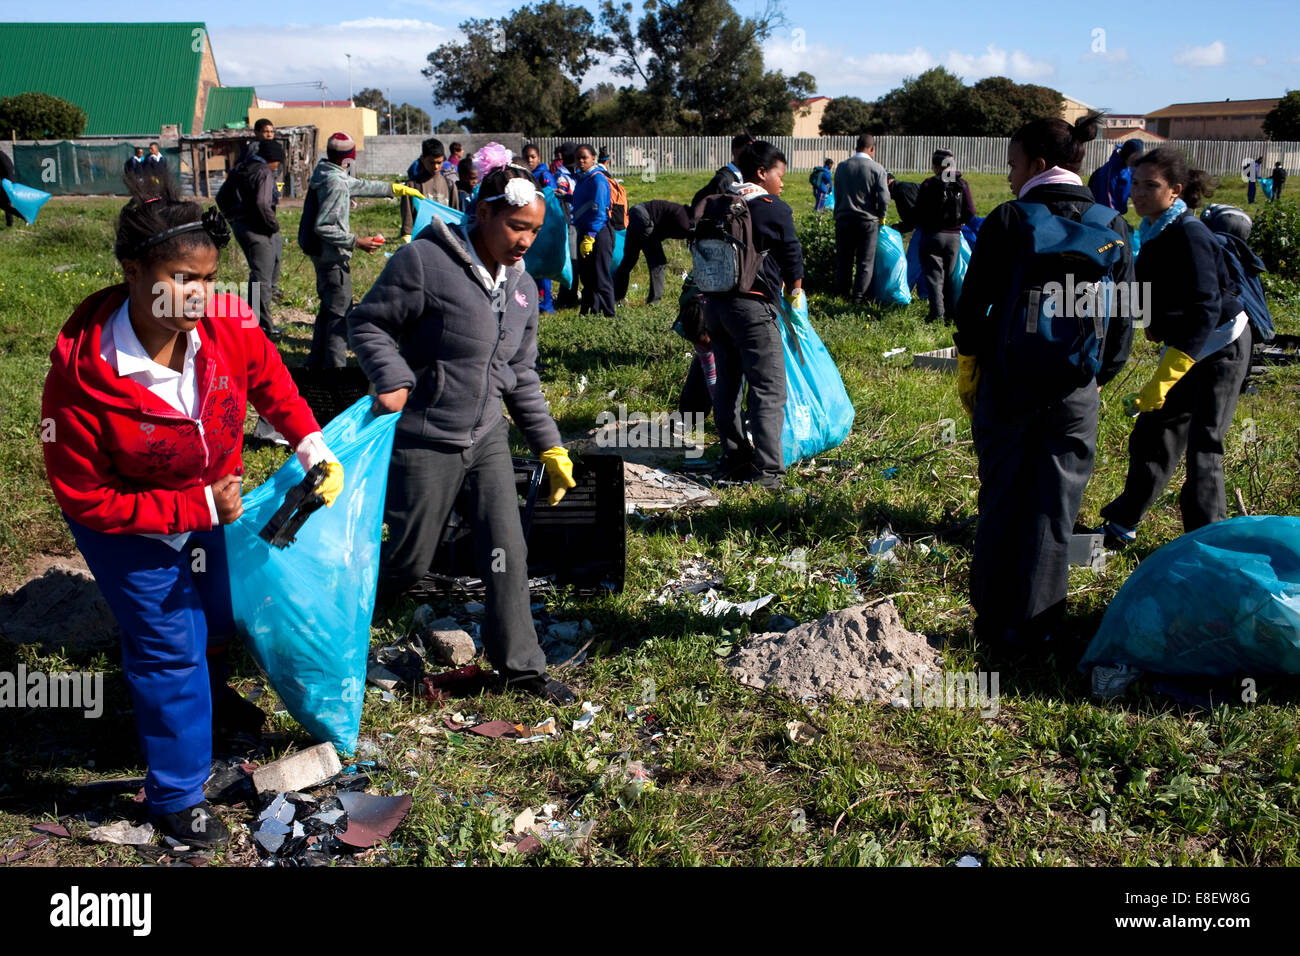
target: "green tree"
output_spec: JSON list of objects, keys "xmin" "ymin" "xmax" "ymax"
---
[
  {"xmin": 1263, "ymin": 90, "xmax": 1300, "ymax": 142},
  {"xmin": 423, "ymin": 1, "xmax": 609, "ymax": 135},
  {"xmin": 876, "ymin": 67, "xmax": 966, "ymax": 135},
  {"xmin": 352, "ymin": 88, "xmax": 387, "ymax": 113},
  {"xmin": 0, "ymin": 91, "xmax": 87, "ymax": 139},
  {"xmin": 435, "ymin": 118, "xmax": 468, "ymax": 135},
  {"xmin": 818, "ymin": 96, "xmax": 881, "ymax": 135},
  {"xmin": 393, "ymin": 103, "xmax": 431, "ymax": 135},
  {"xmin": 599, "ymin": 0, "xmax": 815, "ymax": 135}
]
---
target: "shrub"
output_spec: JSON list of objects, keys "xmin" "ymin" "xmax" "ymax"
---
[
  {"xmin": 795, "ymin": 210, "xmax": 837, "ymax": 293},
  {"xmin": 1250, "ymin": 201, "xmax": 1300, "ymax": 281},
  {"xmin": 0, "ymin": 91, "xmax": 87, "ymax": 140}
]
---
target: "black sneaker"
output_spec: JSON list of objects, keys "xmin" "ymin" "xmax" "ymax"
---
[
  {"xmin": 509, "ymin": 674, "xmax": 578, "ymax": 705},
  {"xmin": 212, "ymin": 689, "xmax": 266, "ymax": 738},
  {"xmin": 150, "ymin": 801, "xmax": 231, "ymax": 848}
]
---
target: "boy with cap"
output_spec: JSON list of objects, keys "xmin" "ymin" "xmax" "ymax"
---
[
  {"xmin": 398, "ymin": 137, "xmax": 461, "ymax": 243},
  {"xmin": 304, "ymin": 132, "xmax": 423, "ymax": 368}
]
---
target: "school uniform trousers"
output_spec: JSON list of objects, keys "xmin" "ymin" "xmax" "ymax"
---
[
  {"xmin": 1101, "ymin": 327, "xmax": 1252, "ymax": 533},
  {"xmin": 376, "ymin": 418, "xmax": 548, "ymax": 682},
  {"xmin": 306, "ymin": 256, "xmax": 352, "ymax": 368},
  {"xmin": 232, "ymin": 224, "xmax": 282, "ymax": 337},
  {"xmin": 971, "ymin": 380, "xmax": 1099, "ymax": 644},
  {"xmin": 614, "ymin": 204, "xmax": 669, "ymax": 304},
  {"xmin": 66, "ymin": 519, "xmax": 234, "ymax": 814},
  {"xmin": 703, "ymin": 294, "xmax": 787, "ymax": 480},
  {"xmin": 835, "ymin": 215, "xmax": 879, "ymax": 303},
  {"xmin": 920, "ymin": 230, "xmax": 963, "ymax": 321},
  {"xmin": 579, "ymin": 222, "xmax": 617, "ymax": 317}
]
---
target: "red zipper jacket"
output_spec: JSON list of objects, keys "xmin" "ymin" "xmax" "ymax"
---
[{"xmin": 42, "ymin": 284, "xmax": 320, "ymax": 535}]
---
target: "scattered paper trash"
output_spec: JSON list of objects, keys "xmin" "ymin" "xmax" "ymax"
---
[
  {"xmin": 699, "ymin": 591, "xmax": 775, "ymax": 618},
  {"xmin": 883, "ymin": 347, "xmax": 907, "ymax": 358},
  {"xmin": 86, "ymin": 821, "xmax": 156, "ymax": 845},
  {"xmin": 784, "ymin": 720, "xmax": 823, "ymax": 745},
  {"xmin": 573, "ymin": 701, "xmax": 602, "ymax": 732}
]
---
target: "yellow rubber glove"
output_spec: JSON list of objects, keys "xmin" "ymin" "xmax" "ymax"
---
[
  {"xmin": 1133, "ymin": 347, "xmax": 1196, "ymax": 413},
  {"xmin": 401, "ymin": 233, "xmax": 413, "ymax": 244},
  {"xmin": 788, "ymin": 288, "xmax": 806, "ymax": 313},
  {"xmin": 540, "ymin": 447, "xmax": 577, "ymax": 506},
  {"xmin": 317, "ymin": 461, "xmax": 344, "ymax": 507},
  {"xmin": 392, "ymin": 182, "xmax": 425, "ymax": 199},
  {"xmin": 579, "ymin": 235, "xmax": 595, "ymax": 257},
  {"xmin": 957, "ymin": 353, "xmax": 980, "ymax": 418}
]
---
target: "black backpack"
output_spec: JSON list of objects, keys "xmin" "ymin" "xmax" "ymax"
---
[
  {"xmin": 688, "ymin": 193, "xmax": 766, "ymax": 295},
  {"xmin": 297, "ymin": 185, "xmax": 323, "ymax": 257}
]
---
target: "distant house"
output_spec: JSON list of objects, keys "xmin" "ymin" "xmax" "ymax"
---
[
  {"xmin": 1060, "ymin": 95, "xmax": 1095, "ymax": 125},
  {"xmin": 1100, "ymin": 114, "xmax": 1145, "ymax": 130},
  {"xmin": 792, "ymin": 96, "xmax": 831, "ymax": 137},
  {"xmin": 0, "ymin": 21, "xmax": 226, "ymax": 136},
  {"xmin": 1144, "ymin": 99, "xmax": 1280, "ymax": 140},
  {"xmin": 1103, "ymin": 127, "xmax": 1165, "ymax": 144}
]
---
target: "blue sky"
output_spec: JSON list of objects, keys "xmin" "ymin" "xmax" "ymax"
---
[{"xmin": 12, "ymin": 1, "xmax": 1298, "ymax": 123}]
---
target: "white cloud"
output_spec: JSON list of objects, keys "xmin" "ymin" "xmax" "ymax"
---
[
  {"xmin": 1172, "ymin": 40, "xmax": 1226, "ymax": 68},
  {"xmin": 762, "ymin": 36, "xmax": 1054, "ymax": 96},
  {"xmin": 210, "ymin": 19, "xmax": 458, "ymax": 112}
]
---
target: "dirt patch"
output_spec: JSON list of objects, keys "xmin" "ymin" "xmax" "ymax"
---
[
  {"xmin": 728, "ymin": 600, "xmax": 941, "ymax": 704},
  {"xmin": 275, "ymin": 307, "xmax": 316, "ymax": 328},
  {"xmin": 619, "ymin": 462, "xmax": 718, "ymax": 512},
  {"xmin": 0, "ymin": 555, "xmax": 118, "ymax": 651}
]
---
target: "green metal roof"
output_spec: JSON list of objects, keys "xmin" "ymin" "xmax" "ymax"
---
[
  {"xmin": 203, "ymin": 86, "xmax": 253, "ymax": 130},
  {"xmin": 0, "ymin": 22, "xmax": 209, "ymax": 136}
]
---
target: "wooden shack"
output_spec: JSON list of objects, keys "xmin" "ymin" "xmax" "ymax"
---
[{"xmin": 178, "ymin": 125, "xmax": 317, "ymax": 199}]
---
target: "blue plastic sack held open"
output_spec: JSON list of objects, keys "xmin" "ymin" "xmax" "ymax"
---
[
  {"xmin": 411, "ymin": 195, "xmax": 466, "ymax": 237},
  {"xmin": 523, "ymin": 186, "xmax": 572, "ymax": 287},
  {"xmin": 611, "ymin": 227, "xmax": 627, "ymax": 276},
  {"xmin": 780, "ymin": 294, "xmax": 855, "ymax": 466},
  {"xmin": 3, "ymin": 178, "xmax": 51, "ymax": 224},
  {"xmin": 870, "ymin": 225, "xmax": 911, "ymax": 306},
  {"xmin": 1080, "ymin": 516, "xmax": 1300, "ymax": 676},
  {"xmin": 225, "ymin": 397, "xmax": 400, "ymax": 754}
]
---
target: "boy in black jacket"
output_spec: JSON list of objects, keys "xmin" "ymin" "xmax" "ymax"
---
[{"xmin": 914, "ymin": 149, "xmax": 976, "ymax": 323}]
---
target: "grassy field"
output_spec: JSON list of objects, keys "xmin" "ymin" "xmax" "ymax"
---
[{"xmin": 1, "ymin": 169, "xmax": 1299, "ymax": 867}]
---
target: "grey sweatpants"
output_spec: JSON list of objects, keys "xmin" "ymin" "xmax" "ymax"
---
[
  {"xmin": 377, "ymin": 419, "xmax": 548, "ymax": 682},
  {"xmin": 971, "ymin": 381, "xmax": 1099, "ymax": 644},
  {"xmin": 1101, "ymin": 328, "xmax": 1252, "ymax": 533},
  {"xmin": 307, "ymin": 257, "xmax": 352, "ymax": 368},
  {"xmin": 705, "ymin": 295, "xmax": 787, "ymax": 481},
  {"xmin": 233, "ymin": 224, "xmax": 282, "ymax": 336},
  {"xmin": 920, "ymin": 230, "xmax": 962, "ymax": 320}
]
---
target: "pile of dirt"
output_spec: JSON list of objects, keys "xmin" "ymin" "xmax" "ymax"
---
[
  {"xmin": 0, "ymin": 560, "xmax": 118, "ymax": 650},
  {"xmin": 728, "ymin": 600, "xmax": 940, "ymax": 703}
]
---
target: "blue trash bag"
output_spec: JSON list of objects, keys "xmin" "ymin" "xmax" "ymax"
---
[
  {"xmin": 612, "ymin": 227, "xmax": 627, "ymax": 276},
  {"xmin": 961, "ymin": 216, "xmax": 983, "ymax": 247},
  {"xmin": 1129, "ymin": 229, "xmax": 1141, "ymax": 257},
  {"xmin": 2, "ymin": 178, "xmax": 51, "ymax": 224},
  {"xmin": 1260, "ymin": 177, "xmax": 1274, "ymax": 200},
  {"xmin": 779, "ymin": 293, "xmax": 855, "ymax": 466},
  {"xmin": 224, "ymin": 397, "xmax": 400, "ymax": 754},
  {"xmin": 411, "ymin": 195, "xmax": 466, "ymax": 237},
  {"xmin": 523, "ymin": 186, "xmax": 573, "ymax": 287},
  {"xmin": 906, "ymin": 230, "xmax": 971, "ymax": 302},
  {"xmin": 824, "ymin": 189, "xmax": 835, "ymax": 212},
  {"xmin": 870, "ymin": 225, "xmax": 911, "ymax": 306},
  {"xmin": 1079, "ymin": 516, "xmax": 1300, "ymax": 676}
]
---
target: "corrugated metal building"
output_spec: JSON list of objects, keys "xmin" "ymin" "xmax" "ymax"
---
[
  {"xmin": 0, "ymin": 21, "xmax": 224, "ymax": 136},
  {"xmin": 202, "ymin": 86, "xmax": 256, "ymax": 130}
]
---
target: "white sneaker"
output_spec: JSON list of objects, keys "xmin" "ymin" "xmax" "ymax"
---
[{"xmin": 1091, "ymin": 663, "xmax": 1141, "ymax": 700}]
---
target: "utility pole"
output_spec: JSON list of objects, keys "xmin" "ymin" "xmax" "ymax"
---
[
  {"xmin": 388, "ymin": 89, "xmax": 393, "ymax": 135},
  {"xmin": 346, "ymin": 54, "xmax": 352, "ymax": 104}
]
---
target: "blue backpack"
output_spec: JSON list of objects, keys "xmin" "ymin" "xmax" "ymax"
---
[
  {"xmin": 1212, "ymin": 233, "xmax": 1274, "ymax": 343},
  {"xmin": 995, "ymin": 201, "xmax": 1130, "ymax": 395}
]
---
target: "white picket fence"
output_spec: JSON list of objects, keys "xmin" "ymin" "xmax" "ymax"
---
[{"xmin": 528, "ymin": 135, "xmax": 1300, "ymax": 177}]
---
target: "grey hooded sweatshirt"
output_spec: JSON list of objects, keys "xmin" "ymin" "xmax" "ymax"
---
[{"xmin": 347, "ymin": 216, "xmax": 561, "ymax": 451}]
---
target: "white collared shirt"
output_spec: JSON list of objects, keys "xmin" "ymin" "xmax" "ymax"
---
[
  {"xmin": 100, "ymin": 299, "xmax": 218, "ymax": 548},
  {"xmin": 463, "ymin": 226, "xmax": 508, "ymax": 296}
]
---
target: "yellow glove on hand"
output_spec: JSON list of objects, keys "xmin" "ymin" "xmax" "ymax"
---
[
  {"xmin": 540, "ymin": 447, "xmax": 577, "ymax": 506},
  {"xmin": 317, "ymin": 461, "xmax": 344, "ymax": 508},
  {"xmin": 957, "ymin": 353, "xmax": 980, "ymax": 418},
  {"xmin": 788, "ymin": 288, "xmax": 806, "ymax": 313},
  {"xmin": 392, "ymin": 182, "xmax": 424, "ymax": 199},
  {"xmin": 1134, "ymin": 347, "xmax": 1196, "ymax": 413},
  {"xmin": 579, "ymin": 235, "xmax": 596, "ymax": 257}
]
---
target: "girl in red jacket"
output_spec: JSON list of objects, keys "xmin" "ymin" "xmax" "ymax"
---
[{"xmin": 41, "ymin": 178, "xmax": 340, "ymax": 847}]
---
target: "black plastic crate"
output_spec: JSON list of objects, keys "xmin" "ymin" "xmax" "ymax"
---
[
  {"xmin": 421, "ymin": 453, "xmax": 626, "ymax": 597},
  {"xmin": 289, "ymin": 366, "xmax": 373, "ymax": 425}
]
